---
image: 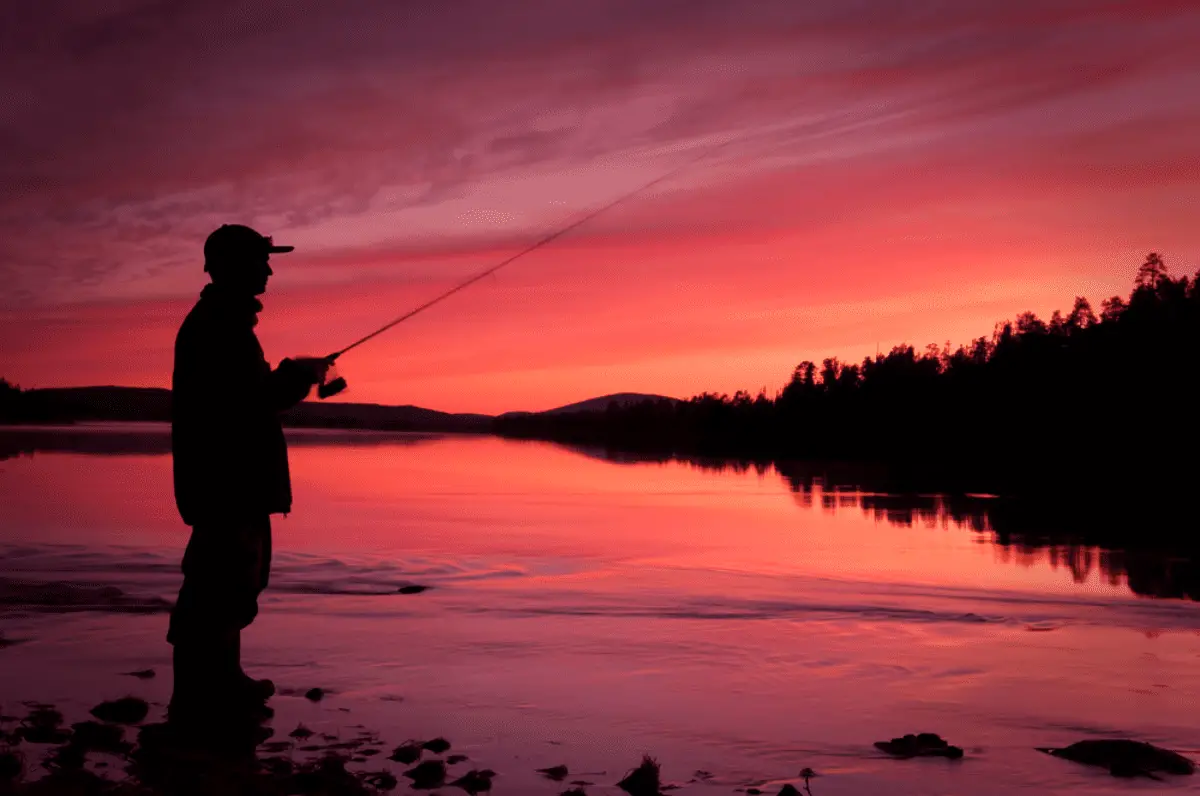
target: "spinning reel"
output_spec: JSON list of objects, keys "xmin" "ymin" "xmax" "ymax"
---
[
  {"xmin": 318, "ymin": 365, "xmax": 347, "ymax": 399},
  {"xmin": 293, "ymin": 355, "xmax": 348, "ymax": 400}
]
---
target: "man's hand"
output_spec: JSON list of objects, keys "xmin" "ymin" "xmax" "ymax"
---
[{"xmin": 290, "ymin": 357, "xmax": 332, "ymax": 386}]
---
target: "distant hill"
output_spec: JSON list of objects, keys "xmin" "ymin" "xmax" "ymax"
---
[
  {"xmin": 287, "ymin": 399, "xmax": 491, "ymax": 432},
  {"xmin": 21, "ymin": 387, "xmax": 173, "ymax": 423},
  {"xmin": 501, "ymin": 392, "xmax": 678, "ymax": 418},
  {"xmin": 1, "ymin": 385, "xmax": 678, "ymax": 432},
  {"xmin": 8, "ymin": 386, "xmax": 492, "ymax": 433}
]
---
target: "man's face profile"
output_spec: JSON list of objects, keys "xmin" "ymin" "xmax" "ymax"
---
[
  {"xmin": 213, "ymin": 252, "xmax": 273, "ymax": 296},
  {"xmin": 204, "ymin": 225, "xmax": 289, "ymax": 296}
]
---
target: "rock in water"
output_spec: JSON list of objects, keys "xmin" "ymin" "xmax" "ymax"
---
[
  {"xmin": 422, "ymin": 737, "xmax": 451, "ymax": 754},
  {"xmin": 90, "ymin": 697, "xmax": 149, "ymax": 725},
  {"xmin": 875, "ymin": 733, "xmax": 964, "ymax": 759},
  {"xmin": 289, "ymin": 724, "xmax": 314, "ymax": 739},
  {"xmin": 288, "ymin": 754, "xmax": 371, "ymax": 795},
  {"xmin": 365, "ymin": 770, "xmax": 399, "ymax": 790},
  {"xmin": 538, "ymin": 765, "xmax": 569, "ymax": 781},
  {"xmin": 389, "ymin": 741, "xmax": 422, "ymax": 764},
  {"xmin": 617, "ymin": 755, "xmax": 661, "ymax": 796},
  {"xmin": 404, "ymin": 759, "xmax": 447, "ymax": 789},
  {"xmin": 304, "ymin": 688, "xmax": 325, "ymax": 702},
  {"xmin": 123, "ymin": 669, "xmax": 156, "ymax": 679},
  {"xmin": 450, "ymin": 769, "xmax": 495, "ymax": 794},
  {"xmin": 18, "ymin": 706, "xmax": 70, "ymax": 743},
  {"xmin": 1037, "ymin": 740, "xmax": 1195, "ymax": 778}
]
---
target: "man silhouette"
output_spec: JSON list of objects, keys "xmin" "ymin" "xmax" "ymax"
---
[{"xmin": 167, "ymin": 224, "xmax": 327, "ymax": 725}]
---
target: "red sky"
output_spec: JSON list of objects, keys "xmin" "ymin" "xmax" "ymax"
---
[{"xmin": 2, "ymin": 0, "xmax": 1199, "ymax": 413}]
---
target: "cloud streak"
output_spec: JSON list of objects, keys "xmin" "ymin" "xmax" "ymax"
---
[{"xmin": 1, "ymin": 0, "xmax": 1198, "ymax": 409}]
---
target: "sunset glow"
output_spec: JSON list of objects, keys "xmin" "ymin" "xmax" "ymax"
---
[{"xmin": 3, "ymin": 1, "xmax": 1199, "ymax": 413}]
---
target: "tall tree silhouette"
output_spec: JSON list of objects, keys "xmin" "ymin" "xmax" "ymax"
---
[
  {"xmin": 496, "ymin": 252, "xmax": 1200, "ymax": 505},
  {"xmin": 1136, "ymin": 252, "xmax": 1167, "ymax": 288}
]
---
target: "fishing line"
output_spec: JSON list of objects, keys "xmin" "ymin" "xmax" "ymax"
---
[
  {"xmin": 315, "ymin": 104, "xmax": 900, "ymax": 397},
  {"xmin": 327, "ymin": 133, "xmax": 744, "ymax": 362}
]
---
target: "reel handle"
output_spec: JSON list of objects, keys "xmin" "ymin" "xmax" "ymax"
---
[
  {"xmin": 318, "ymin": 377, "xmax": 347, "ymax": 399},
  {"xmin": 311, "ymin": 353, "xmax": 347, "ymax": 400}
]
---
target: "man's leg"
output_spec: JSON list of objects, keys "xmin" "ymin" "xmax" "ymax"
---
[
  {"xmin": 226, "ymin": 515, "xmax": 275, "ymax": 700},
  {"xmin": 168, "ymin": 523, "xmax": 217, "ymax": 720},
  {"xmin": 167, "ymin": 516, "xmax": 272, "ymax": 721}
]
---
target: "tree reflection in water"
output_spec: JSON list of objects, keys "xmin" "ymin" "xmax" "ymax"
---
[{"xmin": 577, "ymin": 450, "xmax": 1200, "ymax": 603}]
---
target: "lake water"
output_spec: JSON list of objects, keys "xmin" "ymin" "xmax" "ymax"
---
[{"xmin": 1, "ymin": 424, "xmax": 1198, "ymax": 794}]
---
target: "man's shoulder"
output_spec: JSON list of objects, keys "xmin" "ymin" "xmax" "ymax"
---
[
  {"xmin": 175, "ymin": 299, "xmax": 213, "ymax": 345},
  {"xmin": 174, "ymin": 301, "xmax": 265, "ymax": 365},
  {"xmin": 177, "ymin": 297, "xmax": 251, "ymax": 337}
]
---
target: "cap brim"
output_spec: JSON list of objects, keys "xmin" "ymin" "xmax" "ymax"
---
[{"xmin": 268, "ymin": 245, "xmax": 295, "ymax": 253}]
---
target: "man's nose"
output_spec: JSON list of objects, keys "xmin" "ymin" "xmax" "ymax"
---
[{"xmin": 266, "ymin": 263, "xmax": 274, "ymax": 277}]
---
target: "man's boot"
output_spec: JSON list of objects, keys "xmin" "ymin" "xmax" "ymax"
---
[
  {"xmin": 167, "ymin": 643, "xmax": 219, "ymax": 728},
  {"xmin": 227, "ymin": 631, "xmax": 275, "ymax": 705},
  {"xmin": 165, "ymin": 642, "xmax": 272, "ymax": 752}
]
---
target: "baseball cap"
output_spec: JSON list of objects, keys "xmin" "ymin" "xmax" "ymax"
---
[{"xmin": 203, "ymin": 224, "xmax": 294, "ymax": 271}]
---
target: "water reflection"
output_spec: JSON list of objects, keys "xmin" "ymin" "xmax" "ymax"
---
[
  {"xmin": 771, "ymin": 462, "xmax": 1200, "ymax": 603},
  {"xmin": 4, "ymin": 426, "xmax": 1199, "ymax": 603},
  {"xmin": 568, "ymin": 447, "xmax": 1200, "ymax": 604}
]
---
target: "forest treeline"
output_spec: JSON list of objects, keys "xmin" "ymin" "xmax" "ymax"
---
[{"xmin": 496, "ymin": 253, "xmax": 1200, "ymax": 498}]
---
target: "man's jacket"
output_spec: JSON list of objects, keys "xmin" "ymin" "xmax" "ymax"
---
[{"xmin": 171, "ymin": 284, "xmax": 312, "ymax": 526}]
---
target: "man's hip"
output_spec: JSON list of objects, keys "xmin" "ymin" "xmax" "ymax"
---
[{"xmin": 167, "ymin": 515, "xmax": 272, "ymax": 645}]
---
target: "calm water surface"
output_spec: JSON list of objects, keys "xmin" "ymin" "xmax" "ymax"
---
[{"xmin": 1, "ymin": 425, "xmax": 1198, "ymax": 795}]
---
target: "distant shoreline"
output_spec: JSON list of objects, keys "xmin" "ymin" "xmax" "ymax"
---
[
  {"xmin": 0, "ymin": 421, "xmax": 462, "ymax": 436},
  {"xmin": 0, "ymin": 386, "xmax": 494, "ymax": 434}
]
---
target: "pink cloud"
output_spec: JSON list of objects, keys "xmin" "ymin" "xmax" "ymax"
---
[{"xmin": 1, "ymin": 0, "xmax": 1198, "ymax": 410}]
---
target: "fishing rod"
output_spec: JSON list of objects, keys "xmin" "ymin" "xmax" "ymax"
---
[
  {"xmin": 312, "ymin": 104, "xmax": 895, "ymax": 399},
  {"xmin": 310, "ymin": 135, "xmax": 743, "ymax": 399}
]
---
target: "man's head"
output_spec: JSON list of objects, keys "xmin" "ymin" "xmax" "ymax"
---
[{"xmin": 203, "ymin": 224, "xmax": 294, "ymax": 296}]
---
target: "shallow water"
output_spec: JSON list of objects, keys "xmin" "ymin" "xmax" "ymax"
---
[{"xmin": 1, "ymin": 424, "xmax": 1198, "ymax": 794}]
